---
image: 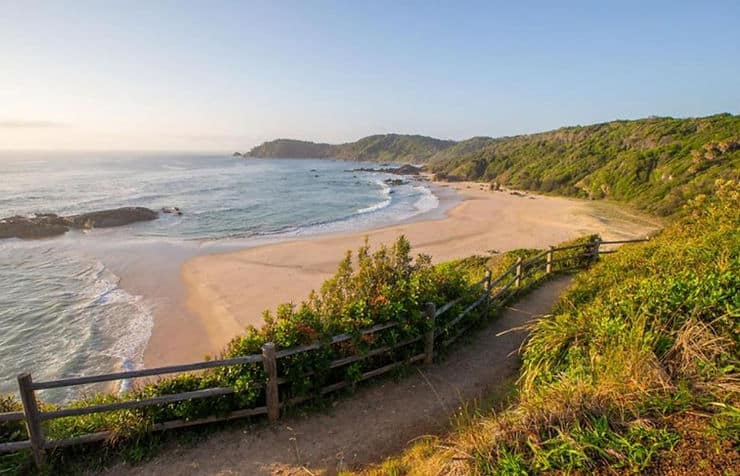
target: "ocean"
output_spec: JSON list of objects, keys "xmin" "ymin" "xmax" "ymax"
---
[{"xmin": 0, "ymin": 152, "xmax": 445, "ymax": 401}]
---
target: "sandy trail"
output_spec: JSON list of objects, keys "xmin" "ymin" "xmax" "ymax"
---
[
  {"xmin": 105, "ymin": 276, "xmax": 573, "ymax": 476},
  {"xmin": 145, "ymin": 182, "xmax": 660, "ymax": 367}
]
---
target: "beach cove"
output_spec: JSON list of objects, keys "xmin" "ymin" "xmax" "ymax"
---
[{"xmin": 149, "ymin": 181, "xmax": 661, "ymax": 368}]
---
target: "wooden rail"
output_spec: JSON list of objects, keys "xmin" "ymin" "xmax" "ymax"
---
[{"xmin": 0, "ymin": 236, "xmax": 648, "ymax": 466}]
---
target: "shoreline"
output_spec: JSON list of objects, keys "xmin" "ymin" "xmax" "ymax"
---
[{"xmin": 144, "ymin": 182, "xmax": 661, "ymax": 368}]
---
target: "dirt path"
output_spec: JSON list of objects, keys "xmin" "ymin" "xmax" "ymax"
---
[{"xmin": 104, "ymin": 277, "xmax": 573, "ymax": 476}]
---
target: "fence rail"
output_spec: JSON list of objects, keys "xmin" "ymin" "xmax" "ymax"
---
[{"xmin": 0, "ymin": 236, "xmax": 649, "ymax": 467}]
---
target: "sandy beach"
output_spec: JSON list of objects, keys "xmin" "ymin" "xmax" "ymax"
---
[{"xmin": 144, "ymin": 182, "xmax": 661, "ymax": 367}]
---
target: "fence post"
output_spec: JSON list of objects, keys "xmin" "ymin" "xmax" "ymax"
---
[
  {"xmin": 515, "ymin": 257, "xmax": 523, "ymax": 288},
  {"xmin": 424, "ymin": 302, "xmax": 436, "ymax": 365},
  {"xmin": 17, "ymin": 373, "xmax": 45, "ymax": 467},
  {"xmin": 482, "ymin": 270, "xmax": 492, "ymax": 320},
  {"xmin": 261, "ymin": 343, "xmax": 279, "ymax": 422},
  {"xmin": 546, "ymin": 246, "xmax": 554, "ymax": 274},
  {"xmin": 591, "ymin": 237, "xmax": 602, "ymax": 262}
]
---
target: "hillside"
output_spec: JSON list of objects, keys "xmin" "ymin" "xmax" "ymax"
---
[
  {"xmin": 359, "ymin": 180, "xmax": 740, "ymax": 475},
  {"xmin": 245, "ymin": 134, "xmax": 455, "ymax": 163},
  {"xmin": 429, "ymin": 113, "xmax": 740, "ymax": 215},
  {"xmin": 246, "ymin": 114, "xmax": 739, "ymax": 216}
]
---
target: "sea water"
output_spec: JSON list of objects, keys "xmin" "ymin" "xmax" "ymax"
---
[{"xmin": 0, "ymin": 152, "xmax": 442, "ymax": 401}]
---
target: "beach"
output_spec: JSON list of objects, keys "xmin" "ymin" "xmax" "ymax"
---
[{"xmin": 144, "ymin": 182, "xmax": 661, "ymax": 367}]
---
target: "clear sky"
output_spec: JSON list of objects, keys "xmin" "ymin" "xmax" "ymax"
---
[{"xmin": 1, "ymin": 0, "xmax": 739, "ymax": 151}]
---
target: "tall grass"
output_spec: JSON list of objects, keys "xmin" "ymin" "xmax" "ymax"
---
[{"xmin": 360, "ymin": 180, "xmax": 739, "ymax": 475}]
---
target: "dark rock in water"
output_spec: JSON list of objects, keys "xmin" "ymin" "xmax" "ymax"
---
[
  {"xmin": 68, "ymin": 207, "xmax": 158, "ymax": 229},
  {"xmin": 384, "ymin": 178, "xmax": 406, "ymax": 186},
  {"xmin": 393, "ymin": 164, "xmax": 422, "ymax": 175},
  {"xmin": 0, "ymin": 207, "xmax": 158, "ymax": 240},
  {"xmin": 347, "ymin": 163, "xmax": 423, "ymax": 176},
  {"xmin": 232, "ymin": 152, "xmax": 243, "ymax": 157},
  {"xmin": 0, "ymin": 215, "xmax": 69, "ymax": 239}
]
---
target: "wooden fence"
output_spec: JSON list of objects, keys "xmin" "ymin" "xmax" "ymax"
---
[{"xmin": 0, "ymin": 237, "xmax": 647, "ymax": 466}]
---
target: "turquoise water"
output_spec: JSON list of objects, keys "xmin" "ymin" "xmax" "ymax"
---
[{"xmin": 0, "ymin": 153, "xmax": 441, "ymax": 401}]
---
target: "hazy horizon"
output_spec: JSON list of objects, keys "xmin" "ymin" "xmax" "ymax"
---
[
  {"xmin": 2, "ymin": 1, "xmax": 739, "ymax": 151},
  {"xmin": 1, "ymin": 111, "xmax": 737, "ymax": 155}
]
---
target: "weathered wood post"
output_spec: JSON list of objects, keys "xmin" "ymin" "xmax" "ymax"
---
[
  {"xmin": 546, "ymin": 246, "xmax": 554, "ymax": 274},
  {"xmin": 423, "ymin": 302, "xmax": 436, "ymax": 365},
  {"xmin": 17, "ymin": 373, "xmax": 45, "ymax": 467},
  {"xmin": 515, "ymin": 257, "xmax": 523, "ymax": 288},
  {"xmin": 261, "ymin": 343, "xmax": 279, "ymax": 422},
  {"xmin": 591, "ymin": 237, "xmax": 602, "ymax": 262},
  {"xmin": 482, "ymin": 270, "xmax": 492, "ymax": 320}
]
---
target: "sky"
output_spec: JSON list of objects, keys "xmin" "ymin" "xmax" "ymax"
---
[{"xmin": 1, "ymin": 0, "xmax": 739, "ymax": 151}]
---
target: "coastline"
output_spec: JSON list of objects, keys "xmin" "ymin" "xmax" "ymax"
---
[{"xmin": 144, "ymin": 182, "xmax": 662, "ymax": 367}]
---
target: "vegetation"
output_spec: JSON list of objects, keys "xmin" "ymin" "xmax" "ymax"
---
[
  {"xmin": 246, "ymin": 114, "xmax": 740, "ymax": 216},
  {"xmin": 429, "ymin": 113, "xmax": 740, "ymax": 216},
  {"xmin": 245, "ymin": 134, "xmax": 455, "ymax": 163},
  {"xmin": 355, "ymin": 180, "xmax": 739, "ymax": 475}
]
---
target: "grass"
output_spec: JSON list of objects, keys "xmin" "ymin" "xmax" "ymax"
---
[
  {"xmin": 430, "ymin": 113, "xmax": 740, "ymax": 216},
  {"xmin": 353, "ymin": 179, "xmax": 739, "ymax": 475}
]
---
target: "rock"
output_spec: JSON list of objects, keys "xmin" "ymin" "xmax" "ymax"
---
[
  {"xmin": 347, "ymin": 164, "xmax": 423, "ymax": 175},
  {"xmin": 232, "ymin": 152, "xmax": 243, "ymax": 157},
  {"xmin": 1, "ymin": 207, "xmax": 159, "ymax": 240},
  {"xmin": 68, "ymin": 207, "xmax": 158, "ymax": 229},
  {"xmin": 394, "ymin": 164, "xmax": 422, "ymax": 175},
  {"xmin": 384, "ymin": 179, "xmax": 406, "ymax": 186},
  {"xmin": 0, "ymin": 216, "xmax": 69, "ymax": 239}
]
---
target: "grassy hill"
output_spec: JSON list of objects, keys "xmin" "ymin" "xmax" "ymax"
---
[
  {"xmin": 247, "ymin": 114, "xmax": 739, "ymax": 216},
  {"xmin": 245, "ymin": 134, "xmax": 455, "ymax": 163},
  {"xmin": 429, "ymin": 113, "xmax": 740, "ymax": 215}
]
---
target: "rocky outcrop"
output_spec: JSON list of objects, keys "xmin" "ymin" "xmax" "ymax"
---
[
  {"xmin": 393, "ymin": 164, "xmax": 423, "ymax": 175},
  {"xmin": 384, "ymin": 179, "xmax": 407, "ymax": 186},
  {"xmin": 0, "ymin": 207, "xmax": 158, "ymax": 240},
  {"xmin": 349, "ymin": 164, "xmax": 424, "ymax": 175},
  {"xmin": 67, "ymin": 207, "xmax": 158, "ymax": 229},
  {"xmin": 0, "ymin": 215, "xmax": 69, "ymax": 239}
]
